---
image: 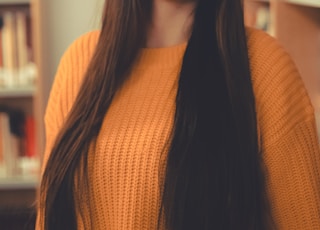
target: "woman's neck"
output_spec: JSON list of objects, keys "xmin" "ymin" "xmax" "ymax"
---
[{"xmin": 146, "ymin": 0, "xmax": 196, "ymax": 48}]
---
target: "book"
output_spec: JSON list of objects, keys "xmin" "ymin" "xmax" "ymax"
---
[
  {"xmin": 255, "ymin": 6, "xmax": 270, "ymax": 32},
  {"xmin": 24, "ymin": 116, "xmax": 35, "ymax": 157},
  {"xmin": 2, "ymin": 11, "xmax": 19, "ymax": 87},
  {"xmin": 0, "ymin": 112, "xmax": 18, "ymax": 177},
  {"xmin": 16, "ymin": 11, "xmax": 29, "ymax": 86},
  {"xmin": 0, "ymin": 106, "xmax": 37, "ymax": 178},
  {"xmin": 0, "ymin": 16, "xmax": 3, "ymax": 69},
  {"xmin": 0, "ymin": 10, "xmax": 36, "ymax": 88}
]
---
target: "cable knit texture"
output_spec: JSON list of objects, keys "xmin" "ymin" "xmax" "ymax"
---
[{"xmin": 37, "ymin": 28, "xmax": 320, "ymax": 229}]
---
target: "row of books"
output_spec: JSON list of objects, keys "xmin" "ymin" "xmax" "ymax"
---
[
  {"xmin": 0, "ymin": 10, "xmax": 36, "ymax": 89},
  {"xmin": 0, "ymin": 105, "xmax": 36, "ymax": 178}
]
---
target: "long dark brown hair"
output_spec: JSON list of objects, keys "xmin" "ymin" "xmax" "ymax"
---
[{"xmin": 40, "ymin": 0, "xmax": 274, "ymax": 229}]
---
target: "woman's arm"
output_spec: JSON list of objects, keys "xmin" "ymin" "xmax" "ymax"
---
[
  {"xmin": 247, "ymin": 27, "xmax": 320, "ymax": 229},
  {"xmin": 35, "ymin": 31, "xmax": 100, "ymax": 230}
]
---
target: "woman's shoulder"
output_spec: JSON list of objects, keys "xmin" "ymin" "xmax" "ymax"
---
[
  {"xmin": 245, "ymin": 27, "xmax": 315, "ymax": 147},
  {"xmin": 48, "ymin": 30, "xmax": 101, "ymax": 122},
  {"xmin": 245, "ymin": 27, "xmax": 301, "ymax": 101},
  {"xmin": 57, "ymin": 29, "xmax": 100, "ymax": 85},
  {"xmin": 245, "ymin": 27, "xmax": 286, "ymax": 71},
  {"xmin": 70, "ymin": 30, "xmax": 100, "ymax": 51},
  {"xmin": 56, "ymin": 30, "xmax": 100, "ymax": 86},
  {"xmin": 245, "ymin": 27, "xmax": 295, "ymax": 89},
  {"xmin": 60, "ymin": 30, "xmax": 100, "ymax": 68}
]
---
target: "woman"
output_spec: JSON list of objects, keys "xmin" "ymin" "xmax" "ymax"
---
[{"xmin": 37, "ymin": 0, "xmax": 320, "ymax": 229}]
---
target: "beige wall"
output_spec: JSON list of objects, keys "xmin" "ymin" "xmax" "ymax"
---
[
  {"xmin": 35, "ymin": 0, "xmax": 103, "ymax": 93},
  {"xmin": 33, "ymin": 0, "xmax": 104, "ymax": 154}
]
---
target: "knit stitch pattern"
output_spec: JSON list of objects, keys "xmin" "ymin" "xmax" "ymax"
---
[{"xmin": 37, "ymin": 28, "xmax": 320, "ymax": 229}]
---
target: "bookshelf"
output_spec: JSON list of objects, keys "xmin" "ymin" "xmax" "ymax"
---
[
  {"xmin": 0, "ymin": 0, "xmax": 38, "ymax": 228},
  {"xmin": 286, "ymin": 0, "xmax": 320, "ymax": 8},
  {"xmin": 0, "ymin": 85, "xmax": 35, "ymax": 97},
  {"xmin": 0, "ymin": 0, "xmax": 30, "ymax": 4},
  {"xmin": 0, "ymin": 175, "xmax": 37, "ymax": 189},
  {"xmin": 0, "ymin": 0, "xmax": 39, "ymax": 188},
  {"xmin": 244, "ymin": 0, "xmax": 320, "ymax": 138}
]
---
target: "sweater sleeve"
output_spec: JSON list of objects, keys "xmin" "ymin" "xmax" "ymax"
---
[
  {"xmin": 35, "ymin": 31, "xmax": 100, "ymax": 230},
  {"xmin": 247, "ymin": 28, "xmax": 320, "ymax": 229}
]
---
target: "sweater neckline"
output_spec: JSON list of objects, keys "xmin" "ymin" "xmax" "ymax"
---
[{"xmin": 134, "ymin": 42, "xmax": 188, "ymax": 69}]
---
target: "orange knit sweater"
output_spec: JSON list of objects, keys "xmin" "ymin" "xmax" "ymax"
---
[{"xmin": 37, "ymin": 28, "xmax": 320, "ymax": 229}]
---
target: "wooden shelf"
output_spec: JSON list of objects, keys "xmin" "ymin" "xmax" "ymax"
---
[
  {"xmin": 286, "ymin": 0, "xmax": 320, "ymax": 8},
  {"xmin": 0, "ymin": 86, "xmax": 35, "ymax": 98},
  {"xmin": 0, "ymin": 176, "xmax": 38, "ymax": 190},
  {"xmin": 251, "ymin": 0, "xmax": 269, "ymax": 2},
  {"xmin": 245, "ymin": 0, "xmax": 270, "ymax": 6},
  {"xmin": 0, "ymin": 0, "xmax": 29, "ymax": 5},
  {"xmin": 0, "ymin": 3, "xmax": 37, "ymax": 229}
]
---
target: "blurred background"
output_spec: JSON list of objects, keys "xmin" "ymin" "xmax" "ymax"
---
[
  {"xmin": 0, "ymin": 0, "xmax": 103, "ymax": 229},
  {"xmin": 0, "ymin": 0, "xmax": 318, "ymax": 229}
]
